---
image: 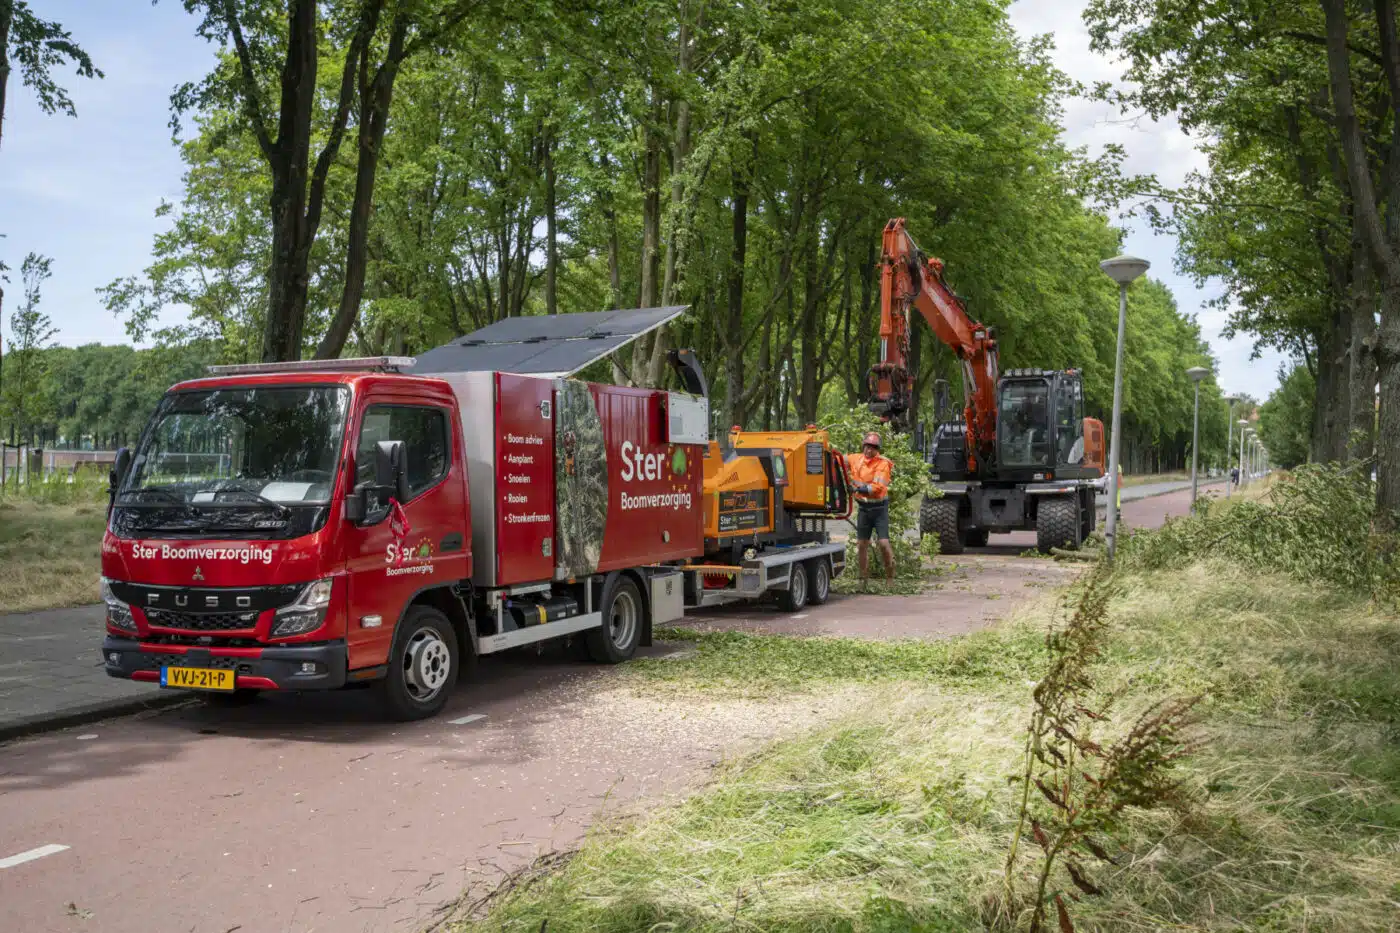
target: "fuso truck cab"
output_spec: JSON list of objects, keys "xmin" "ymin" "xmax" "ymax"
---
[{"xmin": 99, "ymin": 308, "xmax": 711, "ymax": 720}]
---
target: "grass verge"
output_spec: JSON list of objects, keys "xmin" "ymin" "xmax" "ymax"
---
[
  {"xmin": 0, "ymin": 499, "xmax": 107, "ymax": 613},
  {"xmin": 452, "ymin": 562, "xmax": 1400, "ymax": 932}
]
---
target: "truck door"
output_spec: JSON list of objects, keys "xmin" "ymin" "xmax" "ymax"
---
[{"xmin": 343, "ymin": 399, "xmax": 468, "ymax": 671}]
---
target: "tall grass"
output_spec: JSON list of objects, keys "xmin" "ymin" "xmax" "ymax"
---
[
  {"xmin": 0, "ymin": 499, "xmax": 108, "ymax": 612},
  {"xmin": 450, "ymin": 468, "xmax": 1400, "ymax": 932}
]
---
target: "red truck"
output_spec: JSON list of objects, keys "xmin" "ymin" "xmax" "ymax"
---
[{"xmin": 99, "ymin": 308, "xmax": 714, "ymax": 720}]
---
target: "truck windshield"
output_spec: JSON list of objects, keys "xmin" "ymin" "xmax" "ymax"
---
[
  {"xmin": 123, "ymin": 386, "xmax": 351, "ymax": 506},
  {"xmin": 998, "ymin": 380, "xmax": 1051, "ymax": 467}
]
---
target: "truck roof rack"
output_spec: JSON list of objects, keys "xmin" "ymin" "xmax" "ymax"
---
[
  {"xmin": 205, "ymin": 357, "xmax": 416, "ymax": 377},
  {"xmin": 409, "ymin": 306, "xmax": 688, "ymax": 378}
]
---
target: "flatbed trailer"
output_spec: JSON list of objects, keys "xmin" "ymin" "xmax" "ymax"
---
[{"xmin": 684, "ymin": 539, "xmax": 846, "ymax": 612}]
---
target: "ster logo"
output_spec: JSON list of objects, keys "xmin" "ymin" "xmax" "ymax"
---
[{"xmin": 193, "ymin": 566, "xmax": 204, "ymax": 582}]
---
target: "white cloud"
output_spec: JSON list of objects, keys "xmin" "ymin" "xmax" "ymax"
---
[{"xmin": 1008, "ymin": 0, "xmax": 1286, "ymax": 401}]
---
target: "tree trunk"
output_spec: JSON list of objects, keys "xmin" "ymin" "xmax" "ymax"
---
[
  {"xmin": 725, "ymin": 147, "xmax": 750, "ymax": 428},
  {"xmin": 856, "ymin": 236, "xmax": 876, "ymax": 403},
  {"xmin": 259, "ymin": 0, "xmax": 318, "ymax": 362},
  {"xmin": 631, "ymin": 91, "xmax": 665, "ymax": 385},
  {"xmin": 0, "ymin": 0, "xmax": 13, "ymax": 153},
  {"xmin": 544, "ymin": 122, "xmax": 558, "ymax": 315},
  {"xmin": 1347, "ymin": 246, "xmax": 1378, "ymax": 461},
  {"xmin": 799, "ymin": 231, "xmax": 820, "ymax": 424},
  {"xmin": 315, "ymin": 17, "xmax": 407, "ymax": 360},
  {"xmin": 1324, "ymin": 0, "xmax": 1400, "ymax": 526}
]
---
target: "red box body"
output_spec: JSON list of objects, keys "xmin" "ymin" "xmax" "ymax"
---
[{"xmin": 485, "ymin": 374, "xmax": 703, "ymax": 585}]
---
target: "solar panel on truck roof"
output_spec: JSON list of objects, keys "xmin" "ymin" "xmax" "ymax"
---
[{"xmin": 407, "ymin": 306, "xmax": 689, "ymax": 377}]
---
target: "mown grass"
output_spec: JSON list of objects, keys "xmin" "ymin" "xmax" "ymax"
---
[
  {"xmin": 453, "ymin": 563, "xmax": 1400, "ymax": 932},
  {"xmin": 0, "ymin": 499, "xmax": 107, "ymax": 613}
]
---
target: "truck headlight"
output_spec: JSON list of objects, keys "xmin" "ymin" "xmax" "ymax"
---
[
  {"xmin": 100, "ymin": 576, "xmax": 136, "ymax": 632},
  {"xmin": 272, "ymin": 578, "xmax": 334, "ymax": 637}
]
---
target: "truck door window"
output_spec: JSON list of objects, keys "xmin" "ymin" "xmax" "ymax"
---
[
  {"xmin": 356, "ymin": 406, "xmax": 450, "ymax": 508},
  {"xmin": 1055, "ymin": 377, "xmax": 1084, "ymax": 464},
  {"xmin": 997, "ymin": 380, "xmax": 1051, "ymax": 466}
]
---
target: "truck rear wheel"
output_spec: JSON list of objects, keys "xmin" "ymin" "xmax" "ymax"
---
[
  {"xmin": 377, "ymin": 605, "xmax": 459, "ymax": 721},
  {"xmin": 806, "ymin": 558, "xmax": 831, "ymax": 606},
  {"xmin": 586, "ymin": 576, "xmax": 642, "ymax": 663},
  {"xmin": 777, "ymin": 561, "xmax": 809, "ymax": 612},
  {"xmin": 921, "ymin": 497, "xmax": 964, "ymax": 555},
  {"xmin": 1036, "ymin": 496, "xmax": 1081, "ymax": 554}
]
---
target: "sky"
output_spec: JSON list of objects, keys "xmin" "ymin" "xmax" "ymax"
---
[{"xmin": 0, "ymin": 0, "xmax": 1287, "ymax": 402}]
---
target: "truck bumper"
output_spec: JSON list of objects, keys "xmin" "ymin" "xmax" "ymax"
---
[{"xmin": 101, "ymin": 636, "xmax": 349, "ymax": 691}]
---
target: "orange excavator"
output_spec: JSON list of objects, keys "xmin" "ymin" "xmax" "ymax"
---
[{"xmin": 870, "ymin": 218, "xmax": 1106, "ymax": 554}]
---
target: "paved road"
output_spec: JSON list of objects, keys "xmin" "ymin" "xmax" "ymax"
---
[
  {"xmin": 0, "ymin": 606, "xmax": 181, "ymax": 740},
  {"xmin": 0, "ymin": 483, "xmax": 1206, "ymax": 933}
]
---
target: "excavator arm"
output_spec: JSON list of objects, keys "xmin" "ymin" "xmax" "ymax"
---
[{"xmin": 868, "ymin": 217, "xmax": 999, "ymax": 473}]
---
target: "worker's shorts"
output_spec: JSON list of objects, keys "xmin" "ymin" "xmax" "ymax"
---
[{"xmin": 855, "ymin": 501, "xmax": 889, "ymax": 541}]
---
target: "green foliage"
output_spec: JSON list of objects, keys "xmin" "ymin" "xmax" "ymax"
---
[
  {"xmin": 0, "ymin": 0, "xmax": 103, "ymax": 142},
  {"xmin": 92, "ymin": 0, "xmax": 1221, "ymax": 478},
  {"xmin": 0, "ymin": 252, "xmax": 57, "ymax": 442},
  {"xmin": 1119, "ymin": 464, "xmax": 1399, "ymax": 605},
  {"xmin": 1259, "ymin": 361, "xmax": 1316, "ymax": 469}
]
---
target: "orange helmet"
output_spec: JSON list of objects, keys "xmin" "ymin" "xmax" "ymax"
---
[{"xmin": 862, "ymin": 431, "xmax": 882, "ymax": 449}]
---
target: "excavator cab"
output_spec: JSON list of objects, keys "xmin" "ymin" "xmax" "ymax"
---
[
  {"xmin": 928, "ymin": 369, "xmax": 1102, "ymax": 482},
  {"xmin": 994, "ymin": 369, "xmax": 1102, "ymax": 482}
]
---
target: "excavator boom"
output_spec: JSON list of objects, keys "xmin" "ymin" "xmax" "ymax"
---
[{"xmin": 869, "ymin": 218, "xmax": 999, "ymax": 472}]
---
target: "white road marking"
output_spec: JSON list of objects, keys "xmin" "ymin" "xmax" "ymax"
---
[
  {"xmin": 791, "ymin": 613, "xmax": 809, "ymax": 620},
  {"xmin": 449, "ymin": 714, "xmax": 486, "ymax": 725},
  {"xmin": 0, "ymin": 845, "xmax": 69, "ymax": 869},
  {"xmin": 76, "ymin": 734, "xmax": 98, "ymax": 741}
]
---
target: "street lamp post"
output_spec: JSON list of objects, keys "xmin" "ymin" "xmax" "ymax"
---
[
  {"xmin": 1100, "ymin": 254, "xmax": 1151, "ymax": 562},
  {"xmin": 1239, "ymin": 423, "xmax": 1251, "ymax": 488},
  {"xmin": 1187, "ymin": 366, "xmax": 1210, "ymax": 506},
  {"xmin": 1224, "ymin": 395, "xmax": 1239, "ymax": 498}
]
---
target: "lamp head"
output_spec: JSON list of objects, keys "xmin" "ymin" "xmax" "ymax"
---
[
  {"xmin": 1100, "ymin": 254, "xmax": 1151, "ymax": 285},
  {"xmin": 1186, "ymin": 366, "xmax": 1210, "ymax": 383}
]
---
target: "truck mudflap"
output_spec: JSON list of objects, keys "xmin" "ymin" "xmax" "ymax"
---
[{"xmin": 101, "ymin": 636, "xmax": 350, "ymax": 691}]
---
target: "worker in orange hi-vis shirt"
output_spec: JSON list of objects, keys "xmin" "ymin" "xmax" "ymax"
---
[{"xmin": 845, "ymin": 431, "xmax": 895, "ymax": 583}]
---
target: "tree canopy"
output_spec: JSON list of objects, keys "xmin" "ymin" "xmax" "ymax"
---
[{"xmin": 72, "ymin": 0, "xmax": 1229, "ymax": 471}]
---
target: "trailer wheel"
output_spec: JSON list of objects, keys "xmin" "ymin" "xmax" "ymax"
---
[
  {"xmin": 777, "ymin": 561, "xmax": 810, "ymax": 612},
  {"xmin": 376, "ymin": 605, "xmax": 459, "ymax": 721},
  {"xmin": 921, "ymin": 497, "xmax": 964, "ymax": 555},
  {"xmin": 586, "ymin": 576, "xmax": 642, "ymax": 663},
  {"xmin": 806, "ymin": 559, "xmax": 831, "ymax": 606},
  {"xmin": 1036, "ymin": 496, "xmax": 1081, "ymax": 554},
  {"xmin": 965, "ymin": 529, "xmax": 990, "ymax": 548}
]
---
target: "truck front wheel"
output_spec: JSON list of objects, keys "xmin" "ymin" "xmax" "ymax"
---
[
  {"xmin": 921, "ymin": 497, "xmax": 964, "ymax": 555},
  {"xmin": 377, "ymin": 605, "xmax": 459, "ymax": 721},
  {"xmin": 587, "ymin": 576, "xmax": 643, "ymax": 663},
  {"xmin": 1036, "ymin": 496, "xmax": 1082, "ymax": 554}
]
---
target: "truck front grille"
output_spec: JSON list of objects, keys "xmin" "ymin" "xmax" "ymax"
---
[{"xmin": 145, "ymin": 609, "xmax": 259, "ymax": 632}]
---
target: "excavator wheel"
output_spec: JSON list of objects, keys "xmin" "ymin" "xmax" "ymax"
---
[
  {"xmin": 921, "ymin": 497, "xmax": 964, "ymax": 555},
  {"xmin": 1036, "ymin": 495, "xmax": 1082, "ymax": 554}
]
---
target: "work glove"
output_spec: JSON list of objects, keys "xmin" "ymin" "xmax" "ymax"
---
[{"xmin": 855, "ymin": 482, "xmax": 871, "ymax": 494}]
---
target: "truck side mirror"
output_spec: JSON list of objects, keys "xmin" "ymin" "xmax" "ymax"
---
[
  {"xmin": 375, "ymin": 440, "xmax": 409, "ymax": 504},
  {"xmin": 107, "ymin": 447, "xmax": 132, "ymax": 517}
]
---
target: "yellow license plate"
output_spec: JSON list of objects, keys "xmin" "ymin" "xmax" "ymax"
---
[{"xmin": 161, "ymin": 666, "xmax": 235, "ymax": 691}]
